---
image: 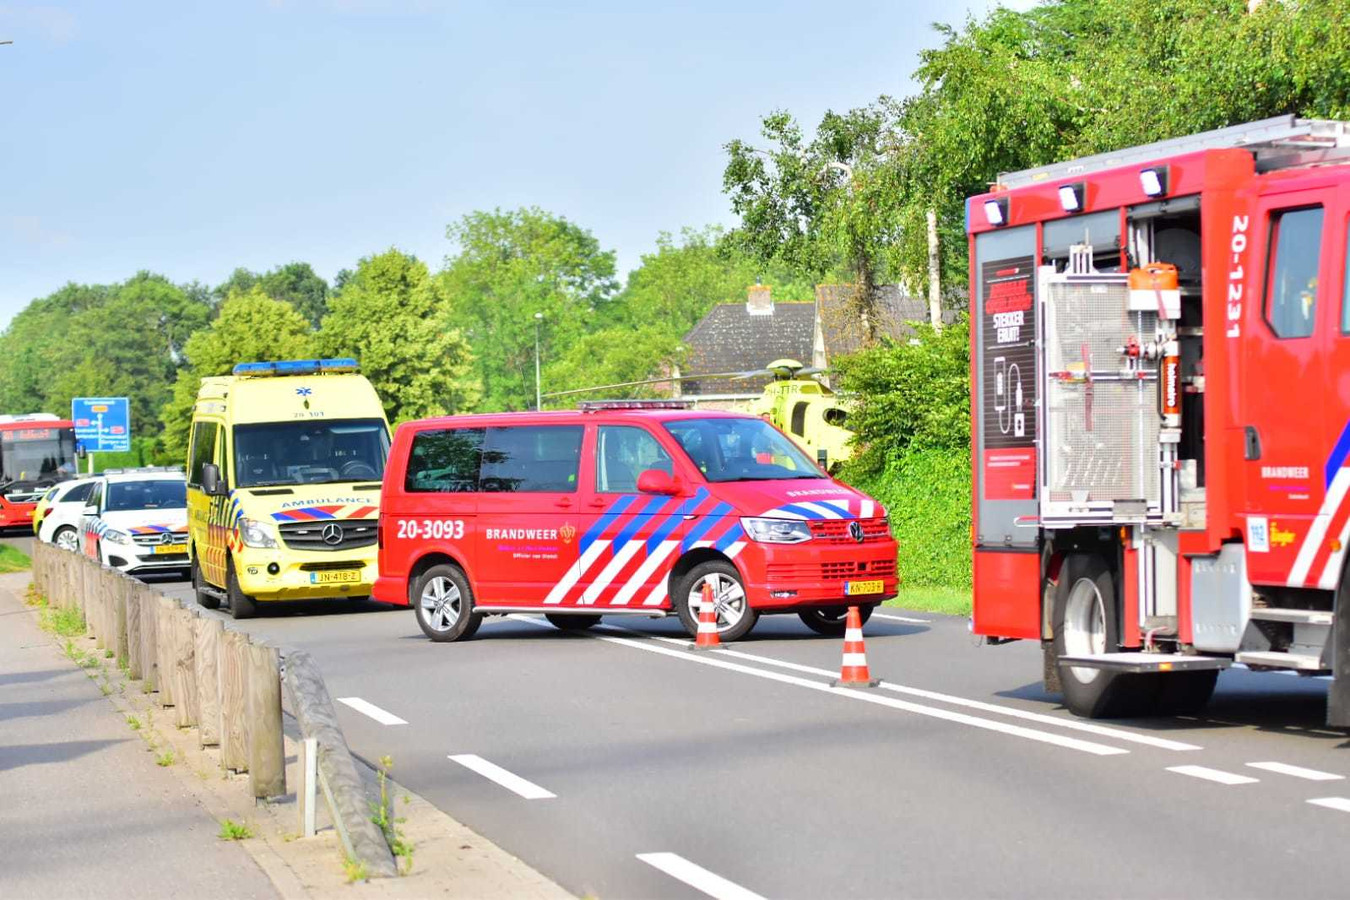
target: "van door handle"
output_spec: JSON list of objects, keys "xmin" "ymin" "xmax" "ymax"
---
[
  {"xmin": 586, "ymin": 498, "xmax": 607, "ymax": 509},
  {"xmin": 554, "ymin": 498, "xmax": 573, "ymax": 508}
]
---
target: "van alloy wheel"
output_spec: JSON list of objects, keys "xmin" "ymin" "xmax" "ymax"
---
[
  {"xmin": 420, "ymin": 576, "xmax": 462, "ymax": 632},
  {"xmin": 687, "ymin": 572, "xmax": 747, "ymax": 631}
]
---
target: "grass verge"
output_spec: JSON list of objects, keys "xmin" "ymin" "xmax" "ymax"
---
[
  {"xmin": 886, "ymin": 585, "xmax": 971, "ymax": 618},
  {"xmin": 0, "ymin": 544, "xmax": 32, "ymax": 573}
]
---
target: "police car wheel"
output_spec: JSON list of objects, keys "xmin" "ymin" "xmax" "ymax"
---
[
  {"xmin": 193, "ymin": 558, "xmax": 221, "ymax": 610},
  {"xmin": 414, "ymin": 564, "xmax": 481, "ymax": 642},
  {"xmin": 675, "ymin": 561, "xmax": 757, "ymax": 642},
  {"xmin": 53, "ymin": 526, "xmax": 78, "ymax": 552},
  {"xmin": 798, "ymin": 604, "xmax": 874, "ymax": 636},
  {"xmin": 545, "ymin": 614, "xmax": 600, "ymax": 631},
  {"xmin": 226, "ymin": 559, "xmax": 258, "ymax": 620}
]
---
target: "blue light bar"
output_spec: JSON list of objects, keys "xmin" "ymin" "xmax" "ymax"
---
[{"xmin": 231, "ymin": 358, "xmax": 360, "ymax": 377}]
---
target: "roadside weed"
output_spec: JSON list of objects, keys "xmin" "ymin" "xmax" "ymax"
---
[
  {"xmin": 370, "ymin": 755, "xmax": 414, "ymax": 874},
  {"xmin": 343, "ymin": 856, "xmax": 369, "ymax": 883},
  {"xmin": 41, "ymin": 606, "xmax": 85, "ymax": 638},
  {"xmin": 218, "ymin": 819, "xmax": 253, "ymax": 841},
  {"xmin": 126, "ymin": 715, "xmax": 141, "ymax": 731},
  {"xmin": 156, "ymin": 749, "xmax": 175, "ymax": 767}
]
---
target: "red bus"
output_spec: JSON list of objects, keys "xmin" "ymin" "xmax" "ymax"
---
[{"xmin": 0, "ymin": 415, "xmax": 78, "ymax": 529}]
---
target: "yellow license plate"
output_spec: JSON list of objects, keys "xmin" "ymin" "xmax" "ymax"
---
[
  {"xmin": 152, "ymin": 543, "xmax": 184, "ymax": 555},
  {"xmin": 310, "ymin": 570, "xmax": 361, "ymax": 585},
  {"xmin": 845, "ymin": 579, "xmax": 884, "ymax": 596}
]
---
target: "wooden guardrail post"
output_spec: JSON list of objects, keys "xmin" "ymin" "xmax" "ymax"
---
[
  {"xmin": 247, "ymin": 641, "xmax": 285, "ymax": 798},
  {"xmin": 155, "ymin": 596, "xmax": 176, "ymax": 708},
  {"xmin": 114, "ymin": 573, "xmax": 129, "ymax": 669},
  {"xmin": 195, "ymin": 615, "xmax": 223, "ymax": 748},
  {"xmin": 137, "ymin": 584, "xmax": 158, "ymax": 693},
  {"xmin": 172, "ymin": 606, "xmax": 198, "ymax": 728},
  {"xmin": 219, "ymin": 628, "xmax": 249, "ymax": 772},
  {"xmin": 125, "ymin": 577, "xmax": 143, "ymax": 680}
]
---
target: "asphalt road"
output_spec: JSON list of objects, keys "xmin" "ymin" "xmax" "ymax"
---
[{"xmin": 15, "ymin": 536, "xmax": 1350, "ymax": 898}]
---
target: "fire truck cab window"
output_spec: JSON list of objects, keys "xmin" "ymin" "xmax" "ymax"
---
[{"xmin": 1265, "ymin": 206, "xmax": 1323, "ymax": 339}]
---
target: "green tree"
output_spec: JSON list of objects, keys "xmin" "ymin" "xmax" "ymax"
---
[
  {"xmin": 214, "ymin": 262, "xmax": 329, "ymax": 325},
  {"xmin": 542, "ymin": 326, "xmax": 686, "ymax": 405},
  {"xmin": 440, "ymin": 208, "xmax": 618, "ymax": 411},
  {"xmin": 159, "ymin": 288, "xmax": 315, "ymax": 461},
  {"xmin": 317, "ymin": 249, "xmax": 478, "ymax": 423}
]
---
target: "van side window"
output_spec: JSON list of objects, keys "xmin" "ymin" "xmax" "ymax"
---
[
  {"xmin": 596, "ymin": 426, "xmax": 673, "ymax": 493},
  {"xmin": 790, "ymin": 401, "xmax": 808, "ymax": 436},
  {"xmin": 481, "ymin": 426, "xmax": 583, "ymax": 493},
  {"xmin": 188, "ymin": 421, "xmax": 218, "ymax": 486},
  {"xmin": 64, "ymin": 481, "xmax": 95, "ymax": 503},
  {"xmin": 405, "ymin": 428, "xmax": 484, "ymax": 493},
  {"xmin": 1265, "ymin": 206, "xmax": 1323, "ymax": 339}
]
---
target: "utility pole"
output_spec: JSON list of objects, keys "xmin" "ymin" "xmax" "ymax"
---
[
  {"xmin": 533, "ymin": 312, "xmax": 544, "ymax": 411},
  {"xmin": 926, "ymin": 209, "xmax": 942, "ymax": 331}
]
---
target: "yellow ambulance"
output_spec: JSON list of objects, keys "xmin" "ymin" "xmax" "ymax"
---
[{"xmin": 186, "ymin": 358, "xmax": 390, "ymax": 618}]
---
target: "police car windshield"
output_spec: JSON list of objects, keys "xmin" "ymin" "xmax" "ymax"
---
[
  {"xmin": 662, "ymin": 418, "xmax": 825, "ymax": 483},
  {"xmin": 233, "ymin": 419, "xmax": 389, "ymax": 488},
  {"xmin": 106, "ymin": 480, "xmax": 186, "ymax": 512}
]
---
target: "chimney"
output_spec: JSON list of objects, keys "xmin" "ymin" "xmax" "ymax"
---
[{"xmin": 747, "ymin": 283, "xmax": 773, "ymax": 316}]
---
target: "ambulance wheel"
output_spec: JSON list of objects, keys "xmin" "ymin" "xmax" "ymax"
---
[
  {"xmin": 1052, "ymin": 553, "xmax": 1158, "ymax": 718},
  {"xmin": 798, "ymin": 604, "xmax": 874, "ymax": 636},
  {"xmin": 192, "ymin": 558, "xmax": 220, "ymax": 610},
  {"xmin": 545, "ymin": 614, "xmax": 600, "ymax": 631},
  {"xmin": 53, "ymin": 526, "xmax": 79, "ymax": 552},
  {"xmin": 414, "ymin": 564, "xmax": 481, "ymax": 642},
  {"xmin": 674, "ymin": 560, "xmax": 757, "ymax": 642},
  {"xmin": 226, "ymin": 559, "xmax": 257, "ymax": 620}
]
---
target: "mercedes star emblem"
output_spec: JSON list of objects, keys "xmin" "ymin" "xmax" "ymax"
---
[{"xmin": 321, "ymin": 523, "xmax": 345, "ymax": 545}]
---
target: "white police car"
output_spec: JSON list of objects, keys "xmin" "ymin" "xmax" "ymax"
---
[{"xmin": 79, "ymin": 469, "xmax": 189, "ymax": 576}]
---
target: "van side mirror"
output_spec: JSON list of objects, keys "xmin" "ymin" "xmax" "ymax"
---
[
  {"xmin": 82, "ymin": 504, "xmax": 97, "ymax": 517},
  {"xmin": 201, "ymin": 463, "xmax": 226, "ymax": 496},
  {"xmin": 637, "ymin": 469, "xmax": 681, "ymax": 496}
]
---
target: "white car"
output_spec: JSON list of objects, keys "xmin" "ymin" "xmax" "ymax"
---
[
  {"xmin": 35, "ymin": 477, "xmax": 99, "ymax": 551},
  {"xmin": 79, "ymin": 470, "xmax": 189, "ymax": 576}
]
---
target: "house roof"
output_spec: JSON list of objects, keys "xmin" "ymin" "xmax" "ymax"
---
[
  {"xmin": 815, "ymin": 284, "xmax": 957, "ymax": 358},
  {"xmin": 681, "ymin": 302, "xmax": 816, "ymax": 394}
]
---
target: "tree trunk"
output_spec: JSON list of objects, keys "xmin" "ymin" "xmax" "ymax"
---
[{"xmin": 927, "ymin": 209, "xmax": 942, "ymax": 331}]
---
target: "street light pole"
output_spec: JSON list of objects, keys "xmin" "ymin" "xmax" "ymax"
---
[{"xmin": 534, "ymin": 312, "xmax": 544, "ymax": 411}]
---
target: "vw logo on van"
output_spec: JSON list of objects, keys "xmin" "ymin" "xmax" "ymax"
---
[
  {"xmin": 321, "ymin": 523, "xmax": 345, "ymax": 546},
  {"xmin": 849, "ymin": 520, "xmax": 865, "ymax": 543}
]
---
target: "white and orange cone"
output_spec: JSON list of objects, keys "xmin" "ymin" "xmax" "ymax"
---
[
  {"xmin": 691, "ymin": 581, "xmax": 722, "ymax": 650},
  {"xmin": 831, "ymin": 605, "xmax": 879, "ymax": 688}
]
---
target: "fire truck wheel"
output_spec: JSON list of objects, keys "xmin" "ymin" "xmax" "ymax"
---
[
  {"xmin": 53, "ymin": 526, "xmax": 79, "ymax": 552},
  {"xmin": 674, "ymin": 560, "xmax": 758, "ymax": 642},
  {"xmin": 226, "ymin": 558, "xmax": 258, "ymax": 620},
  {"xmin": 192, "ymin": 558, "xmax": 220, "ymax": 610},
  {"xmin": 1052, "ymin": 553, "xmax": 1158, "ymax": 718},
  {"xmin": 1154, "ymin": 670, "xmax": 1218, "ymax": 715},
  {"xmin": 798, "ymin": 604, "xmax": 874, "ymax": 636},
  {"xmin": 545, "ymin": 614, "xmax": 600, "ymax": 631},
  {"xmin": 413, "ymin": 564, "xmax": 482, "ymax": 642}
]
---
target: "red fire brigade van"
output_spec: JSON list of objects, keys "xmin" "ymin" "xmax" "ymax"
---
[
  {"xmin": 375, "ymin": 404, "xmax": 898, "ymax": 642},
  {"xmin": 967, "ymin": 116, "xmax": 1350, "ymax": 722}
]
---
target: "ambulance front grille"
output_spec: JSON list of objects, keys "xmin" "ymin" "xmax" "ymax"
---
[
  {"xmin": 1043, "ymin": 278, "xmax": 1160, "ymax": 506},
  {"xmin": 278, "ymin": 519, "xmax": 377, "ymax": 552}
]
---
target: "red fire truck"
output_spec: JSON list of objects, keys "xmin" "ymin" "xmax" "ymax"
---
[
  {"xmin": 0, "ymin": 414, "xmax": 78, "ymax": 529},
  {"xmin": 967, "ymin": 116, "xmax": 1350, "ymax": 722}
]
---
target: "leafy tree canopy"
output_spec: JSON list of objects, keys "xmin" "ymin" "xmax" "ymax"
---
[{"xmin": 215, "ymin": 262, "xmax": 329, "ymax": 326}]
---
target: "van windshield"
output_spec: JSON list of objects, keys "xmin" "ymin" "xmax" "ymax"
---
[
  {"xmin": 662, "ymin": 417, "xmax": 826, "ymax": 483},
  {"xmin": 106, "ymin": 480, "xmax": 186, "ymax": 512},
  {"xmin": 232, "ymin": 419, "xmax": 389, "ymax": 488}
]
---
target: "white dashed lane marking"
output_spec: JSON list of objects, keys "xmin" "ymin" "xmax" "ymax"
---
[
  {"xmin": 1308, "ymin": 797, "xmax": 1350, "ymax": 813},
  {"xmin": 1247, "ymin": 761, "xmax": 1344, "ymax": 781},
  {"xmin": 336, "ymin": 697, "xmax": 407, "ymax": 725},
  {"xmin": 636, "ymin": 853, "xmax": 766, "ymax": 900},
  {"xmin": 448, "ymin": 754, "xmax": 556, "ymax": 800},
  {"xmin": 871, "ymin": 613, "xmax": 930, "ymax": 624},
  {"xmin": 1167, "ymin": 765, "xmax": 1259, "ymax": 785}
]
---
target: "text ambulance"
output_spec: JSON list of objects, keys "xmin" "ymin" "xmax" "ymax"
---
[
  {"xmin": 186, "ymin": 359, "xmax": 390, "ymax": 619},
  {"xmin": 375, "ymin": 405, "xmax": 898, "ymax": 642}
]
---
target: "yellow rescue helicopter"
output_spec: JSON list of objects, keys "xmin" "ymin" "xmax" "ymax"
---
[{"xmin": 542, "ymin": 359, "xmax": 855, "ymax": 471}]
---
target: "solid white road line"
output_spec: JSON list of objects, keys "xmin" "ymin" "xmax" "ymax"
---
[
  {"xmin": 336, "ymin": 697, "xmax": 407, "ymax": 726},
  {"xmin": 448, "ymin": 754, "xmax": 556, "ymax": 800},
  {"xmin": 871, "ymin": 613, "xmax": 931, "ymax": 624},
  {"xmin": 1308, "ymin": 797, "xmax": 1350, "ymax": 813},
  {"xmin": 1166, "ymin": 765, "xmax": 1259, "ymax": 785},
  {"xmin": 636, "ymin": 853, "xmax": 766, "ymax": 900},
  {"xmin": 1247, "ymin": 761, "xmax": 1344, "ymax": 781}
]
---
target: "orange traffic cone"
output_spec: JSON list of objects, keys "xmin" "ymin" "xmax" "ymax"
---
[
  {"xmin": 691, "ymin": 581, "xmax": 722, "ymax": 650},
  {"xmin": 831, "ymin": 606, "xmax": 879, "ymax": 688}
]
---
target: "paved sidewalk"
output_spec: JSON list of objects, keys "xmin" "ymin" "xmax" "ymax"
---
[{"xmin": 0, "ymin": 576, "xmax": 278, "ymax": 900}]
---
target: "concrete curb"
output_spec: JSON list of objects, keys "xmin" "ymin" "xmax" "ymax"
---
[{"xmin": 284, "ymin": 650, "xmax": 398, "ymax": 879}]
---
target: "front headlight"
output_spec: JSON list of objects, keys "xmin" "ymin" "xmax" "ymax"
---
[
  {"xmin": 741, "ymin": 517, "xmax": 813, "ymax": 544},
  {"xmin": 239, "ymin": 517, "xmax": 279, "ymax": 549},
  {"xmin": 102, "ymin": 528, "xmax": 132, "ymax": 545}
]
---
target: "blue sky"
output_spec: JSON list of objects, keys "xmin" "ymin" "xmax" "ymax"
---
[{"xmin": 0, "ymin": 1, "xmax": 1029, "ymax": 326}]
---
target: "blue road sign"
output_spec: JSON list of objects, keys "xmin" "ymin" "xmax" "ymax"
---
[{"xmin": 72, "ymin": 397, "xmax": 131, "ymax": 453}]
